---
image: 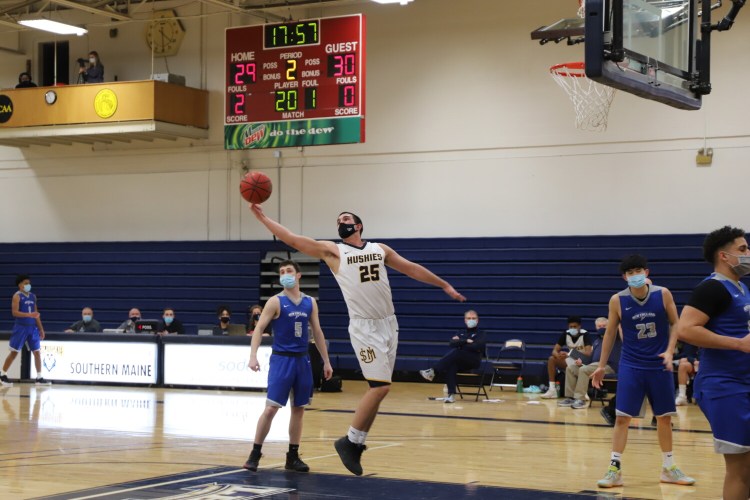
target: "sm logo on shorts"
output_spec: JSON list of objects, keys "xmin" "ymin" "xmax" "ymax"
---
[{"xmin": 359, "ymin": 347, "xmax": 376, "ymax": 363}]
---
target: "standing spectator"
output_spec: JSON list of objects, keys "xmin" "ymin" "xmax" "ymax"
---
[
  {"xmin": 541, "ymin": 316, "xmax": 593, "ymax": 399},
  {"xmin": 419, "ymin": 310, "xmax": 486, "ymax": 403},
  {"xmin": 677, "ymin": 226, "xmax": 750, "ymax": 499},
  {"xmin": 1, "ymin": 275, "xmax": 49, "ymax": 386},
  {"xmin": 79, "ymin": 51, "xmax": 104, "ymax": 83},
  {"xmin": 558, "ymin": 317, "xmax": 621, "ymax": 409},
  {"xmin": 117, "ymin": 308, "xmax": 142, "ymax": 333},
  {"xmin": 157, "ymin": 307, "xmax": 185, "ymax": 335},
  {"xmin": 65, "ymin": 307, "xmax": 102, "ymax": 333},
  {"xmin": 15, "ymin": 72, "xmax": 37, "ymax": 88}
]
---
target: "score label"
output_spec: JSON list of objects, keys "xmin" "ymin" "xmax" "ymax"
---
[{"xmin": 224, "ymin": 14, "xmax": 365, "ymax": 149}]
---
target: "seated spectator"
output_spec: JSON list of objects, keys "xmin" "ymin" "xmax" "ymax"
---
[
  {"xmin": 117, "ymin": 308, "xmax": 141, "ymax": 333},
  {"xmin": 674, "ymin": 341, "xmax": 699, "ymax": 406},
  {"xmin": 541, "ymin": 315, "xmax": 593, "ymax": 399},
  {"xmin": 16, "ymin": 72, "xmax": 37, "ymax": 88},
  {"xmin": 419, "ymin": 310, "xmax": 487, "ymax": 403},
  {"xmin": 558, "ymin": 316, "xmax": 622, "ymax": 409},
  {"xmin": 212, "ymin": 305, "xmax": 232, "ymax": 335},
  {"xmin": 247, "ymin": 304, "xmax": 271, "ymax": 337},
  {"xmin": 65, "ymin": 307, "xmax": 102, "ymax": 333},
  {"xmin": 157, "ymin": 307, "xmax": 185, "ymax": 335}
]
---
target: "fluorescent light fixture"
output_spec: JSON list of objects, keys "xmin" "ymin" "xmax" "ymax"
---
[
  {"xmin": 18, "ymin": 19, "xmax": 87, "ymax": 36},
  {"xmin": 372, "ymin": 0, "xmax": 414, "ymax": 4}
]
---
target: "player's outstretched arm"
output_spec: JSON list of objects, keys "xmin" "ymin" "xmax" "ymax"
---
[
  {"xmin": 678, "ymin": 305, "xmax": 750, "ymax": 352},
  {"xmin": 248, "ymin": 297, "xmax": 278, "ymax": 372},
  {"xmin": 380, "ymin": 244, "xmax": 466, "ymax": 302},
  {"xmin": 592, "ymin": 294, "xmax": 621, "ymax": 388},
  {"xmin": 309, "ymin": 299, "xmax": 333, "ymax": 380},
  {"xmin": 249, "ymin": 203, "xmax": 338, "ymax": 263}
]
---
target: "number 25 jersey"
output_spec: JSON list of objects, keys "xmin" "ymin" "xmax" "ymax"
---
[
  {"xmin": 619, "ymin": 285, "xmax": 670, "ymax": 370},
  {"xmin": 334, "ymin": 242, "xmax": 395, "ymax": 320}
]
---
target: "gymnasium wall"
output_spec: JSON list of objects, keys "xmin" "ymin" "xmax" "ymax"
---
[{"xmin": 0, "ymin": 0, "xmax": 749, "ymax": 243}]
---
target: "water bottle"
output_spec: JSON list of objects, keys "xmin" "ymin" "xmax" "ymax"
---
[
  {"xmin": 555, "ymin": 381, "xmax": 561, "ymax": 398},
  {"xmin": 516, "ymin": 376, "xmax": 523, "ymax": 393}
]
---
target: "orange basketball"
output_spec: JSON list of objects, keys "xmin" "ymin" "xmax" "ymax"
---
[{"xmin": 240, "ymin": 171, "xmax": 272, "ymax": 204}]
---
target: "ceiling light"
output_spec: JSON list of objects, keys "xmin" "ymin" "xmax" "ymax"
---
[
  {"xmin": 18, "ymin": 19, "xmax": 87, "ymax": 36},
  {"xmin": 372, "ymin": 0, "xmax": 414, "ymax": 5}
]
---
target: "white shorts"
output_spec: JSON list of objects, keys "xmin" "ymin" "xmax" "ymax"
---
[{"xmin": 348, "ymin": 315, "xmax": 399, "ymax": 383}]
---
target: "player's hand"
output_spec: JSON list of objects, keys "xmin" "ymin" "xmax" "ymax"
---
[
  {"xmin": 560, "ymin": 351, "xmax": 568, "ymax": 358},
  {"xmin": 39, "ymin": 330, "xmax": 45, "ymax": 340},
  {"xmin": 575, "ymin": 358, "xmax": 583, "ymax": 367},
  {"xmin": 659, "ymin": 351, "xmax": 674, "ymax": 371},
  {"xmin": 29, "ymin": 312, "xmax": 40, "ymax": 319},
  {"xmin": 466, "ymin": 339, "xmax": 474, "ymax": 344},
  {"xmin": 591, "ymin": 366, "xmax": 605, "ymax": 388},
  {"xmin": 443, "ymin": 285, "xmax": 466, "ymax": 302},
  {"xmin": 249, "ymin": 203, "xmax": 265, "ymax": 220},
  {"xmin": 248, "ymin": 356, "xmax": 260, "ymax": 372},
  {"xmin": 323, "ymin": 361, "xmax": 333, "ymax": 380}
]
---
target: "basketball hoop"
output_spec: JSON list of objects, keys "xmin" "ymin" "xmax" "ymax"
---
[{"xmin": 550, "ymin": 62, "xmax": 616, "ymax": 132}]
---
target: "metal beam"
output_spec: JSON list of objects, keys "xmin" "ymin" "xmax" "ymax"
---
[
  {"xmin": 50, "ymin": 0, "xmax": 130, "ymax": 21},
  {"xmin": 200, "ymin": 0, "xmax": 284, "ymax": 22}
]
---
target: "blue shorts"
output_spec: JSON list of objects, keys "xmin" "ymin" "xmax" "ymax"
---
[
  {"xmin": 9, "ymin": 324, "xmax": 40, "ymax": 352},
  {"xmin": 695, "ymin": 389, "xmax": 750, "ymax": 454},
  {"xmin": 266, "ymin": 353, "xmax": 313, "ymax": 408},
  {"xmin": 615, "ymin": 364, "xmax": 676, "ymax": 418}
]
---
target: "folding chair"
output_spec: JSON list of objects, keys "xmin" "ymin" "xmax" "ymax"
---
[
  {"xmin": 489, "ymin": 339, "xmax": 526, "ymax": 391},
  {"xmin": 455, "ymin": 350, "xmax": 491, "ymax": 401}
]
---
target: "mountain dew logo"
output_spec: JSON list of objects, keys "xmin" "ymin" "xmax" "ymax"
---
[{"xmin": 243, "ymin": 124, "xmax": 267, "ymax": 147}]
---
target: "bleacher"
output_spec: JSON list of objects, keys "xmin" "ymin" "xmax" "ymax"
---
[
  {"xmin": 317, "ymin": 234, "xmax": 708, "ymax": 383},
  {"xmin": 0, "ymin": 234, "xmax": 710, "ymax": 383}
]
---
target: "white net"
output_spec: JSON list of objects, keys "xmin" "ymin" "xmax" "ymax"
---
[{"xmin": 550, "ymin": 62, "xmax": 616, "ymax": 132}]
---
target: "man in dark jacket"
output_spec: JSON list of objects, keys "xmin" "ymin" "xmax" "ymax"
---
[{"xmin": 420, "ymin": 310, "xmax": 487, "ymax": 403}]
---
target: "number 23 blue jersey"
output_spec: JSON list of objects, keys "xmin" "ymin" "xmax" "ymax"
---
[{"xmin": 619, "ymin": 285, "xmax": 670, "ymax": 370}]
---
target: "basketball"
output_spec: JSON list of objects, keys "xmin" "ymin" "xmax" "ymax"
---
[{"xmin": 240, "ymin": 171, "xmax": 272, "ymax": 204}]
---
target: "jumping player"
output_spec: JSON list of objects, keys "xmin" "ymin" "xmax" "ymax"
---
[
  {"xmin": 249, "ymin": 204, "xmax": 465, "ymax": 475},
  {"xmin": 244, "ymin": 260, "xmax": 333, "ymax": 473},
  {"xmin": 592, "ymin": 255, "xmax": 694, "ymax": 488},
  {"xmin": 677, "ymin": 226, "xmax": 750, "ymax": 499},
  {"xmin": 1, "ymin": 275, "xmax": 50, "ymax": 387}
]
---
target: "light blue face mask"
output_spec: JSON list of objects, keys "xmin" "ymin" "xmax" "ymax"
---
[
  {"xmin": 83, "ymin": 314, "xmax": 92, "ymax": 323},
  {"xmin": 164, "ymin": 316, "xmax": 174, "ymax": 325},
  {"xmin": 23, "ymin": 284, "xmax": 31, "ymax": 293},
  {"xmin": 627, "ymin": 273, "xmax": 647, "ymax": 288},
  {"xmin": 280, "ymin": 274, "xmax": 296, "ymax": 288},
  {"xmin": 567, "ymin": 328, "xmax": 579, "ymax": 336},
  {"xmin": 466, "ymin": 319, "xmax": 478, "ymax": 329}
]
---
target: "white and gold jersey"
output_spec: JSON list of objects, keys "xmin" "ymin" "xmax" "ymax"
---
[{"xmin": 334, "ymin": 242, "xmax": 395, "ymax": 320}]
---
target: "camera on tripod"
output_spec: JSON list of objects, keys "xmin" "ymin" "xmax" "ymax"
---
[{"xmin": 76, "ymin": 57, "xmax": 87, "ymax": 68}]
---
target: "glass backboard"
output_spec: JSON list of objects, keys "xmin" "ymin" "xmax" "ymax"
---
[{"xmin": 585, "ymin": 0, "xmax": 705, "ymax": 109}]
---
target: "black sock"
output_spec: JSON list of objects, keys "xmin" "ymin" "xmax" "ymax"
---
[
  {"xmin": 289, "ymin": 444, "xmax": 300, "ymax": 454},
  {"xmin": 252, "ymin": 443, "xmax": 262, "ymax": 454}
]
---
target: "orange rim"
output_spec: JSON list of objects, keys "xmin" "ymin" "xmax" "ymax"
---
[{"xmin": 550, "ymin": 62, "xmax": 586, "ymax": 77}]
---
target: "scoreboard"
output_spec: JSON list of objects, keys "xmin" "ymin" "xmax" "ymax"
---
[{"xmin": 224, "ymin": 14, "xmax": 365, "ymax": 149}]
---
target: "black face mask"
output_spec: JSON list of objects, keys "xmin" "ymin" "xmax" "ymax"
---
[
  {"xmin": 597, "ymin": 328, "xmax": 606, "ymax": 336},
  {"xmin": 253, "ymin": 313, "xmax": 261, "ymax": 322},
  {"xmin": 220, "ymin": 316, "xmax": 230, "ymax": 324},
  {"xmin": 130, "ymin": 316, "xmax": 140, "ymax": 322},
  {"xmin": 338, "ymin": 223, "xmax": 357, "ymax": 239}
]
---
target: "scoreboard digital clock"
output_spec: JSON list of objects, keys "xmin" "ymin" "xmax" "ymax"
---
[{"xmin": 224, "ymin": 14, "xmax": 365, "ymax": 150}]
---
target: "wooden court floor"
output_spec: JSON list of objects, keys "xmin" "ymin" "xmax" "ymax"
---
[{"xmin": 0, "ymin": 380, "xmax": 723, "ymax": 499}]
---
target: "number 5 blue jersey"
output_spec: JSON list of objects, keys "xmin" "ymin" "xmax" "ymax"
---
[
  {"xmin": 618, "ymin": 285, "xmax": 670, "ymax": 370},
  {"xmin": 271, "ymin": 293, "xmax": 312, "ymax": 354}
]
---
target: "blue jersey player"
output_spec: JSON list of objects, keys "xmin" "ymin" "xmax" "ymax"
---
[
  {"xmin": 592, "ymin": 255, "xmax": 694, "ymax": 488},
  {"xmin": 677, "ymin": 226, "xmax": 750, "ymax": 500},
  {"xmin": 1, "ymin": 275, "xmax": 50, "ymax": 387},
  {"xmin": 243, "ymin": 260, "xmax": 333, "ymax": 473}
]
